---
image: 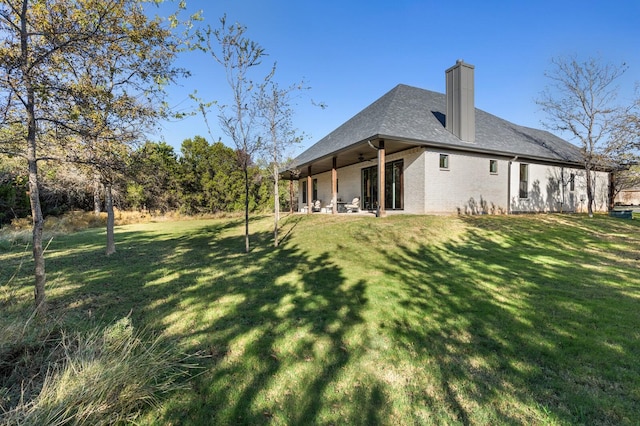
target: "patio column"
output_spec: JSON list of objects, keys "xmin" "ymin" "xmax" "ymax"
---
[
  {"xmin": 332, "ymin": 156, "xmax": 337, "ymax": 214},
  {"xmin": 307, "ymin": 166, "xmax": 312, "ymax": 215},
  {"xmin": 378, "ymin": 140, "xmax": 386, "ymax": 217},
  {"xmin": 289, "ymin": 179, "xmax": 294, "ymax": 214}
]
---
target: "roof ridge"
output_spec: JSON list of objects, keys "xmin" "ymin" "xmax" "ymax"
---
[{"xmin": 376, "ymin": 84, "xmax": 406, "ymax": 135}]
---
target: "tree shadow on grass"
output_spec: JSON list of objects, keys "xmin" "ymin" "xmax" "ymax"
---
[
  {"xmin": 44, "ymin": 217, "xmax": 384, "ymax": 425},
  {"xmin": 376, "ymin": 215, "xmax": 640, "ymax": 424}
]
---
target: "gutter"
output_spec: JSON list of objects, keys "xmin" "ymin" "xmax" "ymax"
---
[{"xmin": 289, "ymin": 134, "xmax": 585, "ymax": 174}]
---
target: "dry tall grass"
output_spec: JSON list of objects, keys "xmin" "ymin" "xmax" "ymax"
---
[
  {"xmin": 1, "ymin": 209, "xmax": 241, "ymax": 244},
  {"xmin": 0, "ymin": 317, "xmax": 201, "ymax": 425}
]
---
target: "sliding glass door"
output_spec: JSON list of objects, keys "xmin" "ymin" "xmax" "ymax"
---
[
  {"xmin": 361, "ymin": 166, "xmax": 377, "ymax": 210},
  {"xmin": 385, "ymin": 160, "xmax": 403, "ymax": 210},
  {"xmin": 361, "ymin": 160, "xmax": 403, "ymax": 211}
]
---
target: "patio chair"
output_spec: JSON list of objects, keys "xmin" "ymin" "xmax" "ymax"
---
[
  {"xmin": 345, "ymin": 197, "xmax": 360, "ymax": 213},
  {"xmin": 312, "ymin": 199, "xmax": 322, "ymax": 213}
]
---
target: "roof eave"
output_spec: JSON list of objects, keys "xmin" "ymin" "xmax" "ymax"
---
[
  {"xmin": 280, "ymin": 136, "xmax": 589, "ymax": 180},
  {"xmin": 285, "ymin": 133, "xmax": 383, "ymax": 171}
]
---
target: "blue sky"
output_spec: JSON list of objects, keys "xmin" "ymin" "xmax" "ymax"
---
[{"xmin": 156, "ymin": 0, "xmax": 640, "ymax": 157}]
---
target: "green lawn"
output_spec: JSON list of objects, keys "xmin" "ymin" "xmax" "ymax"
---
[{"xmin": 1, "ymin": 213, "xmax": 640, "ymax": 424}]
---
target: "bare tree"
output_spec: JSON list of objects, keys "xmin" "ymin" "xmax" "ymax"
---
[
  {"xmin": 608, "ymin": 98, "xmax": 640, "ymax": 205},
  {"xmin": 198, "ymin": 16, "xmax": 272, "ymax": 253},
  {"xmin": 256, "ymin": 80, "xmax": 308, "ymax": 247},
  {"xmin": 537, "ymin": 56, "xmax": 633, "ymax": 217}
]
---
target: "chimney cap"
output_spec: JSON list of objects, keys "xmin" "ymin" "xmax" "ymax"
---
[{"xmin": 446, "ymin": 60, "xmax": 475, "ymax": 73}]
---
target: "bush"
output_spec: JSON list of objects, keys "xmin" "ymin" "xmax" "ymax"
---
[{"xmin": 1, "ymin": 317, "xmax": 200, "ymax": 425}]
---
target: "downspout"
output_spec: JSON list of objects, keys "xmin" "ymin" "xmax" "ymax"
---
[
  {"xmin": 560, "ymin": 167, "xmax": 565, "ymax": 213},
  {"xmin": 507, "ymin": 156, "xmax": 518, "ymax": 214}
]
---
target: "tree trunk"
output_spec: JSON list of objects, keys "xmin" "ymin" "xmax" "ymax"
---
[
  {"xmin": 93, "ymin": 173, "xmax": 102, "ymax": 215},
  {"xmin": 586, "ymin": 166, "xmax": 595, "ymax": 217},
  {"xmin": 244, "ymin": 167, "xmax": 250, "ymax": 253},
  {"xmin": 22, "ymin": 0, "xmax": 46, "ymax": 315},
  {"xmin": 273, "ymin": 164, "xmax": 279, "ymax": 247},
  {"xmin": 28, "ymin": 153, "xmax": 46, "ymax": 315},
  {"xmin": 105, "ymin": 182, "xmax": 116, "ymax": 255},
  {"xmin": 27, "ymin": 112, "xmax": 46, "ymax": 314}
]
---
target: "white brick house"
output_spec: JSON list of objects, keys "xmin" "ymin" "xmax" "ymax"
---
[{"xmin": 283, "ymin": 61, "xmax": 610, "ymax": 215}]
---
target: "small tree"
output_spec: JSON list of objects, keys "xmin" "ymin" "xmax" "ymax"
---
[
  {"xmin": 256, "ymin": 80, "xmax": 307, "ymax": 247},
  {"xmin": 64, "ymin": 2, "xmax": 187, "ymax": 255},
  {"xmin": 537, "ymin": 56, "xmax": 633, "ymax": 217},
  {"xmin": 198, "ymin": 16, "xmax": 272, "ymax": 252}
]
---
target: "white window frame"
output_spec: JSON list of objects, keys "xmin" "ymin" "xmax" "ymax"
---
[
  {"xmin": 489, "ymin": 159, "xmax": 498, "ymax": 174},
  {"xmin": 439, "ymin": 154, "xmax": 449, "ymax": 170}
]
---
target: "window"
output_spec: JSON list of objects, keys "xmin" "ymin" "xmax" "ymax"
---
[
  {"xmin": 519, "ymin": 164, "xmax": 528, "ymax": 198},
  {"xmin": 312, "ymin": 178, "xmax": 318, "ymax": 201},
  {"xmin": 569, "ymin": 173, "xmax": 575, "ymax": 191},
  {"xmin": 439, "ymin": 154, "xmax": 449, "ymax": 169},
  {"xmin": 361, "ymin": 166, "xmax": 377, "ymax": 210},
  {"xmin": 489, "ymin": 160, "xmax": 498, "ymax": 174},
  {"xmin": 301, "ymin": 181, "xmax": 307, "ymax": 204},
  {"xmin": 385, "ymin": 160, "xmax": 404, "ymax": 210}
]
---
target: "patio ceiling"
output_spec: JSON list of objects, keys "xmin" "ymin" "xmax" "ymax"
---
[{"xmin": 282, "ymin": 137, "xmax": 418, "ymax": 180}]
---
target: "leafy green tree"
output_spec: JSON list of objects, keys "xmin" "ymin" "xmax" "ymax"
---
[
  {"xmin": 0, "ymin": 0, "xmax": 188, "ymax": 312},
  {"xmin": 178, "ymin": 136, "xmax": 210, "ymax": 214},
  {"xmin": 203, "ymin": 141, "xmax": 246, "ymax": 212},
  {"xmin": 128, "ymin": 142, "xmax": 180, "ymax": 213},
  {"xmin": 0, "ymin": 0, "xmax": 110, "ymax": 311},
  {"xmin": 0, "ymin": 156, "xmax": 29, "ymax": 226},
  {"xmin": 177, "ymin": 136, "xmax": 248, "ymax": 214},
  {"xmin": 62, "ymin": 3, "xmax": 187, "ymax": 255}
]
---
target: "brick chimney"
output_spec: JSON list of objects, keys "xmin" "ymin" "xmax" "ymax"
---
[{"xmin": 445, "ymin": 60, "xmax": 475, "ymax": 142}]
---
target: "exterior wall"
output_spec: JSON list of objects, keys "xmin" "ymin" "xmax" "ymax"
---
[
  {"xmin": 423, "ymin": 149, "xmax": 508, "ymax": 214},
  {"xmin": 334, "ymin": 163, "xmax": 361, "ymax": 204},
  {"xmin": 509, "ymin": 162, "xmax": 609, "ymax": 213},
  {"xmin": 588, "ymin": 170, "xmax": 612, "ymax": 212},
  {"xmin": 297, "ymin": 161, "xmax": 364, "ymax": 211},
  {"xmin": 299, "ymin": 148, "xmax": 611, "ymax": 214},
  {"xmin": 402, "ymin": 148, "xmax": 426, "ymax": 214},
  {"xmin": 510, "ymin": 161, "xmax": 571, "ymax": 213},
  {"xmin": 615, "ymin": 188, "xmax": 640, "ymax": 206}
]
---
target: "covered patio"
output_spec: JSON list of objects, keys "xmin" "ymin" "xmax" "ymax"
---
[{"xmin": 282, "ymin": 137, "xmax": 414, "ymax": 217}]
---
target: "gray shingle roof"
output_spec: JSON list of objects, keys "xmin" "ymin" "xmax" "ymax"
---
[{"xmin": 293, "ymin": 84, "xmax": 583, "ymax": 167}]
